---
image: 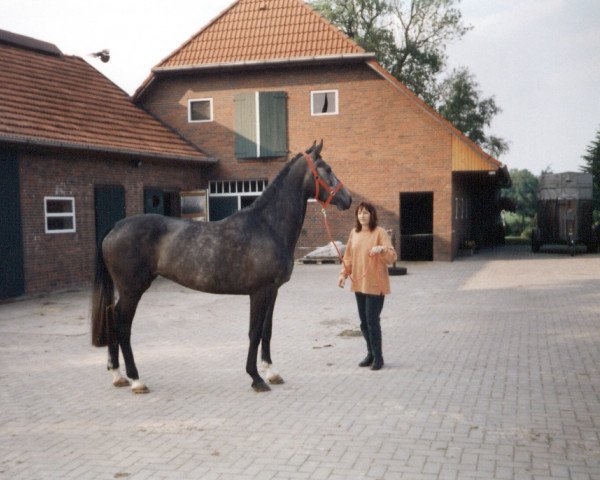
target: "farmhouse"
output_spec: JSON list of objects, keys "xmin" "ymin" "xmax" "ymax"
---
[
  {"xmin": 0, "ymin": 29, "xmax": 214, "ymax": 299},
  {"xmin": 134, "ymin": 0, "xmax": 510, "ymax": 262}
]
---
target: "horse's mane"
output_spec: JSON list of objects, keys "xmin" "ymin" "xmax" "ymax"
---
[{"xmin": 241, "ymin": 153, "xmax": 305, "ymax": 213}]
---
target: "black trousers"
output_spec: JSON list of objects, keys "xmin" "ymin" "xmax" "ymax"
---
[{"xmin": 355, "ymin": 292, "xmax": 384, "ymax": 359}]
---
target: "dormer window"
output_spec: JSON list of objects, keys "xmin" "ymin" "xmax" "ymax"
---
[
  {"xmin": 188, "ymin": 98, "xmax": 213, "ymax": 123},
  {"xmin": 311, "ymin": 90, "xmax": 338, "ymax": 116}
]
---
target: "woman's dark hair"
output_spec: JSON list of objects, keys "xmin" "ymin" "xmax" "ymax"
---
[{"xmin": 355, "ymin": 201, "xmax": 378, "ymax": 232}]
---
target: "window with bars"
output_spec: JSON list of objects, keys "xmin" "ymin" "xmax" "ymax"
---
[
  {"xmin": 209, "ymin": 179, "xmax": 268, "ymax": 195},
  {"xmin": 208, "ymin": 179, "xmax": 268, "ymax": 221}
]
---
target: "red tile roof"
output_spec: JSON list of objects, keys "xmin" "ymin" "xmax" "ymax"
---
[
  {"xmin": 0, "ymin": 31, "xmax": 212, "ymax": 163},
  {"xmin": 157, "ymin": 0, "xmax": 365, "ymax": 69}
]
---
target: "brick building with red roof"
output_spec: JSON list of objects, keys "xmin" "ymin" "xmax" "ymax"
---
[
  {"xmin": 0, "ymin": 29, "xmax": 215, "ymax": 298},
  {"xmin": 134, "ymin": 0, "xmax": 510, "ymax": 262}
]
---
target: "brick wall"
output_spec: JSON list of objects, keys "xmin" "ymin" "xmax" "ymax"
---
[
  {"xmin": 19, "ymin": 150, "xmax": 206, "ymax": 294},
  {"xmin": 140, "ymin": 63, "xmax": 455, "ymax": 260}
]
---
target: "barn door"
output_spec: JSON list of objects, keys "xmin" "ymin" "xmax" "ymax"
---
[
  {"xmin": 400, "ymin": 192, "xmax": 434, "ymax": 261},
  {"xmin": 94, "ymin": 185, "xmax": 126, "ymax": 245},
  {"xmin": 0, "ymin": 151, "xmax": 24, "ymax": 299}
]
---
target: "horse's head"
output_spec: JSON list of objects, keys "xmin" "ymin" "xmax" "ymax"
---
[{"xmin": 304, "ymin": 140, "xmax": 352, "ymax": 211}]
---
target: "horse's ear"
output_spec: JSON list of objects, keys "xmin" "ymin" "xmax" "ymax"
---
[
  {"xmin": 313, "ymin": 139, "xmax": 323, "ymax": 157},
  {"xmin": 306, "ymin": 140, "xmax": 317, "ymax": 154}
]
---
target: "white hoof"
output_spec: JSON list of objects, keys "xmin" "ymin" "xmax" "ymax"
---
[
  {"xmin": 131, "ymin": 380, "xmax": 149, "ymax": 394},
  {"xmin": 110, "ymin": 368, "xmax": 130, "ymax": 388},
  {"xmin": 262, "ymin": 362, "xmax": 285, "ymax": 385}
]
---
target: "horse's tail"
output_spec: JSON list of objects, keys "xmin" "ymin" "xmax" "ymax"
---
[{"xmin": 91, "ymin": 240, "xmax": 114, "ymax": 347}]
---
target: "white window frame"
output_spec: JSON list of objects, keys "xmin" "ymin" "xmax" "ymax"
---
[
  {"xmin": 209, "ymin": 179, "xmax": 268, "ymax": 211},
  {"xmin": 44, "ymin": 196, "xmax": 76, "ymax": 233},
  {"xmin": 311, "ymin": 89, "xmax": 339, "ymax": 116},
  {"xmin": 188, "ymin": 98, "xmax": 213, "ymax": 123}
]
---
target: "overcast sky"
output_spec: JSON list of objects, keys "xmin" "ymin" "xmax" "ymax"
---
[{"xmin": 2, "ymin": 0, "xmax": 598, "ymax": 175}]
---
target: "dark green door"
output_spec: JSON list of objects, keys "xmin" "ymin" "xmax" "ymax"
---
[
  {"xmin": 0, "ymin": 151, "xmax": 24, "ymax": 299},
  {"xmin": 94, "ymin": 185, "xmax": 126, "ymax": 245}
]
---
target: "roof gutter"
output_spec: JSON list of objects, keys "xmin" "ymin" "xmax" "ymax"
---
[
  {"xmin": 152, "ymin": 53, "xmax": 377, "ymax": 74},
  {"xmin": 0, "ymin": 133, "xmax": 217, "ymax": 164}
]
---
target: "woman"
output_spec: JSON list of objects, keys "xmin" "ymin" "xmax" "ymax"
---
[{"xmin": 338, "ymin": 201, "xmax": 397, "ymax": 370}]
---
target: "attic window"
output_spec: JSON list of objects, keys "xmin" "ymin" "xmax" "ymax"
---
[
  {"xmin": 311, "ymin": 90, "xmax": 338, "ymax": 116},
  {"xmin": 188, "ymin": 98, "xmax": 213, "ymax": 123}
]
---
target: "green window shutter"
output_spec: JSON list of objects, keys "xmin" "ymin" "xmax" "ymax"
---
[
  {"xmin": 234, "ymin": 92, "xmax": 257, "ymax": 158},
  {"xmin": 259, "ymin": 91, "xmax": 287, "ymax": 158}
]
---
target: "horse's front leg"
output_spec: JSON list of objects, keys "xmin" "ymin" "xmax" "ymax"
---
[
  {"xmin": 260, "ymin": 288, "xmax": 284, "ymax": 385},
  {"xmin": 247, "ymin": 287, "xmax": 276, "ymax": 392}
]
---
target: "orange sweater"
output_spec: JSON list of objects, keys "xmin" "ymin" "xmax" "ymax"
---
[{"xmin": 341, "ymin": 227, "xmax": 397, "ymax": 295}]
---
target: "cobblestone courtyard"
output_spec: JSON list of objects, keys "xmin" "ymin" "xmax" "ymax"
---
[{"xmin": 1, "ymin": 245, "xmax": 599, "ymax": 479}]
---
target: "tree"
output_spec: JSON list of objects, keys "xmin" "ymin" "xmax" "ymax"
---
[
  {"xmin": 310, "ymin": 1, "xmax": 397, "ymax": 65},
  {"xmin": 503, "ymin": 168, "xmax": 538, "ymax": 236},
  {"xmin": 580, "ymin": 126, "xmax": 600, "ymax": 223},
  {"xmin": 387, "ymin": 0, "xmax": 471, "ymax": 105},
  {"xmin": 311, "ymin": 0, "xmax": 469, "ymax": 103},
  {"xmin": 310, "ymin": 0, "xmax": 508, "ymax": 157},
  {"xmin": 437, "ymin": 68, "xmax": 509, "ymax": 157}
]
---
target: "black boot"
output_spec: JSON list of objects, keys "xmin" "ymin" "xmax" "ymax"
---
[
  {"xmin": 358, "ymin": 354, "xmax": 373, "ymax": 367},
  {"xmin": 369, "ymin": 324, "xmax": 384, "ymax": 371},
  {"xmin": 359, "ymin": 323, "xmax": 373, "ymax": 367},
  {"xmin": 371, "ymin": 356, "xmax": 384, "ymax": 370}
]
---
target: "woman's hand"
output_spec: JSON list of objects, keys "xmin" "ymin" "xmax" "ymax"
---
[
  {"xmin": 338, "ymin": 274, "xmax": 346, "ymax": 288},
  {"xmin": 370, "ymin": 245, "xmax": 386, "ymax": 256}
]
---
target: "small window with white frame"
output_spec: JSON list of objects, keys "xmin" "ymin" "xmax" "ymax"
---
[
  {"xmin": 44, "ymin": 196, "xmax": 76, "ymax": 233},
  {"xmin": 188, "ymin": 98, "xmax": 213, "ymax": 123},
  {"xmin": 311, "ymin": 90, "xmax": 338, "ymax": 116}
]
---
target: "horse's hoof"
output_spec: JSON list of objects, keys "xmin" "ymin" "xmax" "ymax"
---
[
  {"xmin": 132, "ymin": 385, "xmax": 150, "ymax": 394},
  {"xmin": 252, "ymin": 380, "xmax": 271, "ymax": 393},
  {"xmin": 268, "ymin": 374, "xmax": 285, "ymax": 385},
  {"xmin": 131, "ymin": 381, "xmax": 149, "ymax": 394},
  {"xmin": 113, "ymin": 378, "xmax": 131, "ymax": 388}
]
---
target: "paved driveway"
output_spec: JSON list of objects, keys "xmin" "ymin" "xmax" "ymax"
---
[{"xmin": 1, "ymin": 246, "xmax": 599, "ymax": 479}]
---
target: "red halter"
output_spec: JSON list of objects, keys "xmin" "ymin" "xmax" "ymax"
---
[
  {"xmin": 304, "ymin": 153, "xmax": 377, "ymax": 283},
  {"xmin": 304, "ymin": 153, "xmax": 345, "ymax": 209}
]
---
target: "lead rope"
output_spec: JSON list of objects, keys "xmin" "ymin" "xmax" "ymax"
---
[{"xmin": 304, "ymin": 152, "xmax": 379, "ymax": 284}]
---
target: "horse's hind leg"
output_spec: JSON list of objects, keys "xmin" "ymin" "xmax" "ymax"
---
[
  {"xmin": 115, "ymin": 292, "xmax": 149, "ymax": 394},
  {"xmin": 108, "ymin": 343, "xmax": 130, "ymax": 387},
  {"xmin": 260, "ymin": 289, "xmax": 284, "ymax": 385}
]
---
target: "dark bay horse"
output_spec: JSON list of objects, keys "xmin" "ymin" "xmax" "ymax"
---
[{"xmin": 91, "ymin": 141, "xmax": 352, "ymax": 393}]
